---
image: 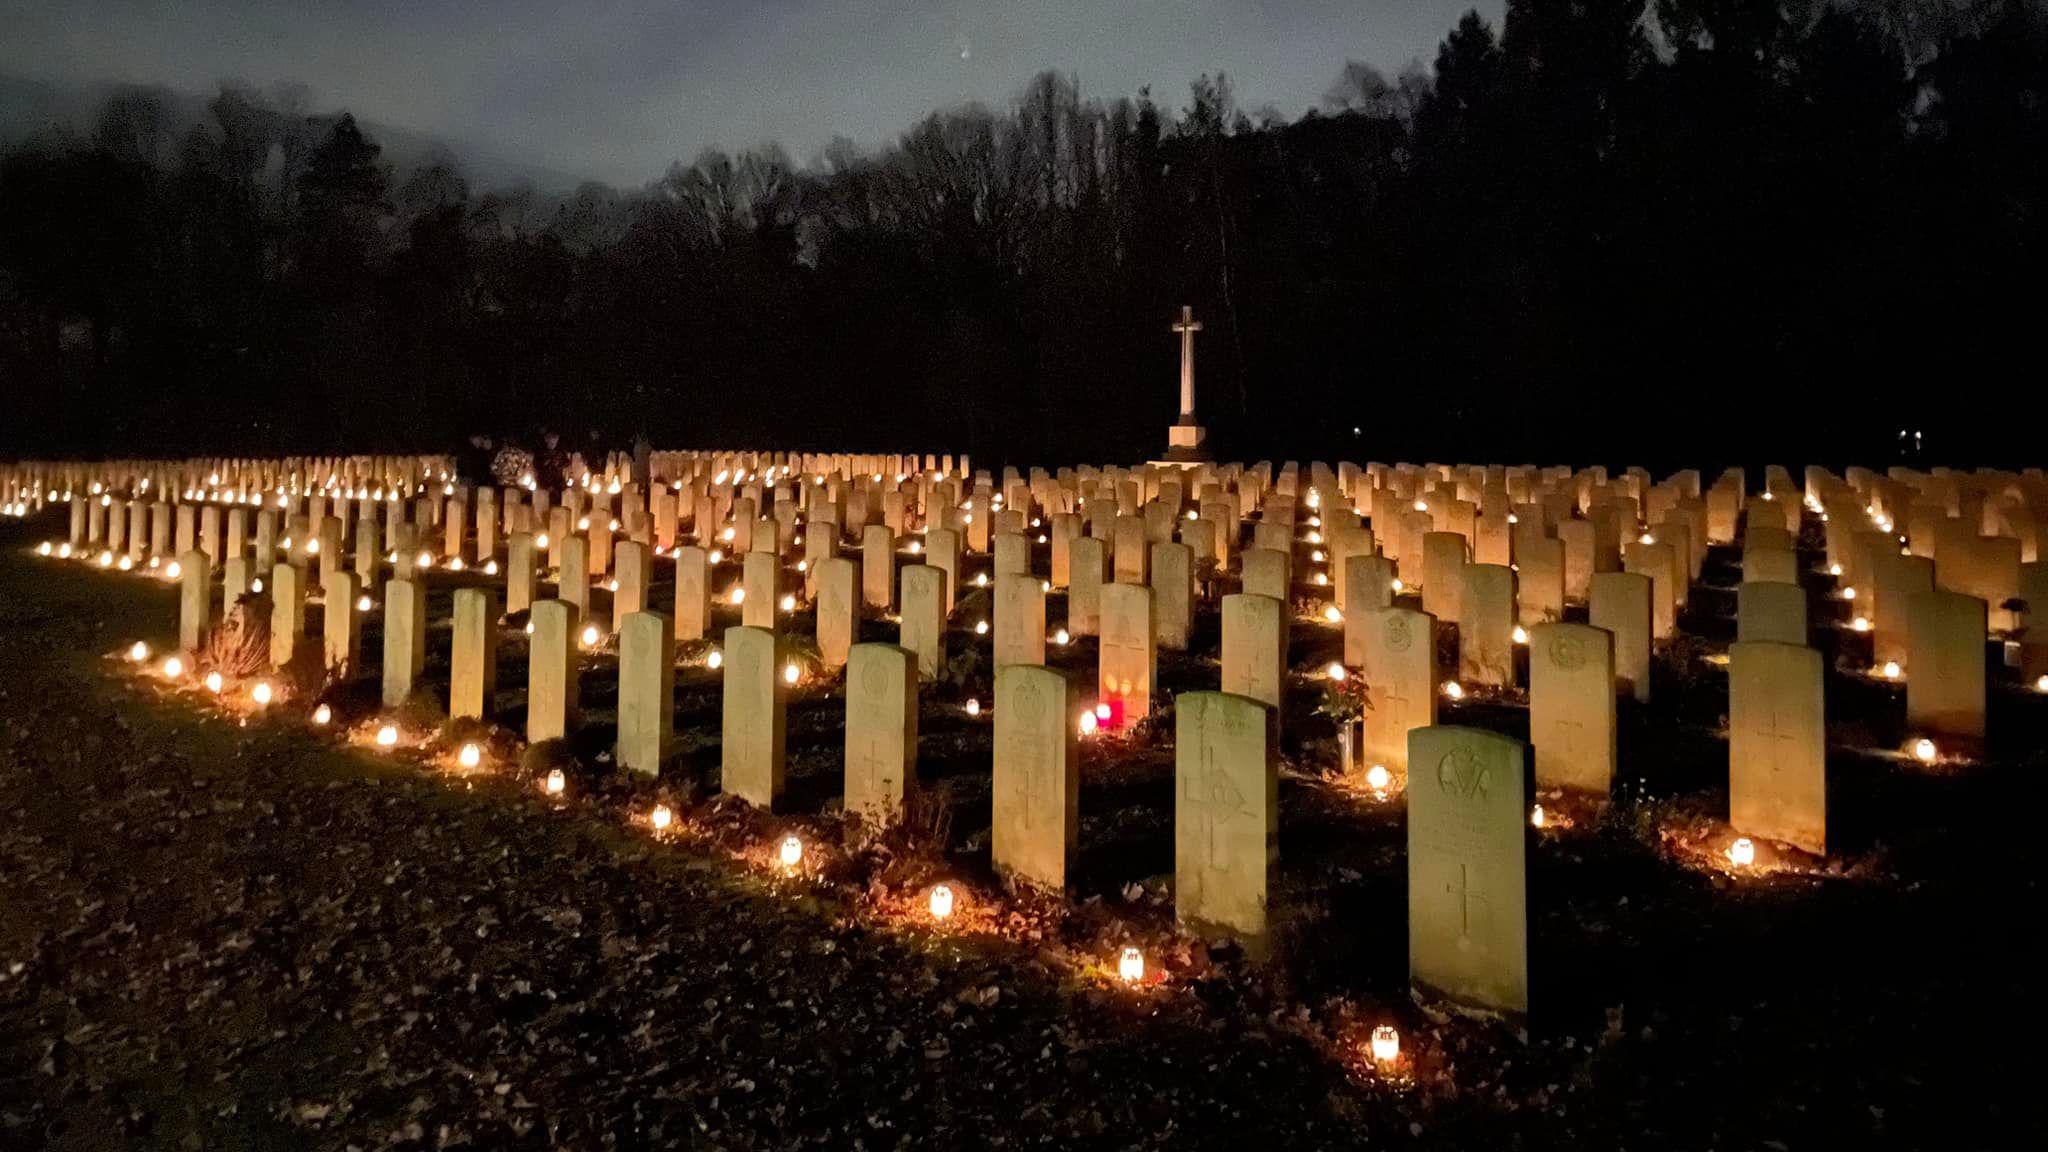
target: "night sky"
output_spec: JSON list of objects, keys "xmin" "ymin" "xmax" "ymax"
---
[{"xmin": 0, "ymin": 0, "xmax": 1496, "ymax": 183}]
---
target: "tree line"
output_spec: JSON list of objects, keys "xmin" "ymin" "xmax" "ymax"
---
[{"xmin": 2, "ymin": 1, "xmax": 2043, "ymax": 470}]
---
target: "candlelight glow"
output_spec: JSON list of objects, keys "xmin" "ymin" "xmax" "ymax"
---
[
  {"xmin": 928, "ymin": 884, "xmax": 955, "ymax": 920},
  {"xmin": 458, "ymin": 743, "xmax": 482, "ymax": 769},
  {"xmin": 964, "ymin": 698, "xmax": 981, "ymax": 717},
  {"xmin": 779, "ymin": 593, "xmax": 796, "ymax": 612},
  {"xmin": 1079, "ymin": 711, "xmax": 1099, "ymax": 736},
  {"xmin": 37, "ymin": 541, "xmax": 52, "ymax": 556},
  {"xmin": 1882, "ymin": 661, "xmax": 1901, "ymax": 680},
  {"xmin": 535, "ymin": 533, "xmax": 550, "ymax": 548},
  {"xmin": 1728, "ymin": 837, "xmax": 1756, "ymax": 867},
  {"xmin": 376, "ymin": 724, "xmax": 398, "ymax": 746},
  {"xmin": 1442, "ymin": 680, "xmax": 1465, "ymax": 700},
  {"xmin": 974, "ymin": 620, "xmax": 989, "ymax": 635},
  {"xmin": 1370, "ymin": 1025, "xmax": 1401, "ymax": 1066},
  {"xmin": 1323, "ymin": 605, "xmax": 1343, "ymax": 624},
  {"xmin": 650, "ymin": 803, "xmax": 673, "ymax": 832},
  {"xmin": 357, "ymin": 595, "xmax": 373, "ymax": 611},
  {"xmin": 1391, "ymin": 578, "xmax": 1404, "ymax": 593},
  {"xmin": 1326, "ymin": 662, "xmax": 1347, "ymax": 681},
  {"xmin": 417, "ymin": 551, "xmax": 434, "ymax": 569},
  {"xmin": 730, "ymin": 586, "xmax": 745, "ymax": 605},
  {"xmin": 2036, "ymin": 674, "xmax": 2048, "ymax": 693},
  {"xmin": 165, "ymin": 560, "xmax": 180, "ymax": 578},
  {"xmin": 251, "ymin": 681, "xmax": 273, "ymax": 706},
  {"xmin": 545, "ymin": 768, "xmax": 567, "ymax": 795},
  {"xmin": 1053, "ymin": 628, "xmax": 1071, "ymax": 646},
  {"xmin": 779, "ymin": 834, "xmax": 803, "ymax": 869},
  {"xmin": 783, "ymin": 662, "xmax": 801, "ymax": 685},
  {"xmin": 707, "ymin": 649, "xmax": 724, "ymax": 669},
  {"xmin": 974, "ymin": 572, "xmax": 988, "ymax": 588},
  {"xmin": 1912, "ymin": 738, "xmax": 1937, "ymax": 764},
  {"xmin": 1530, "ymin": 804, "xmax": 1545, "ymax": 828},
  {"xmin": 1840, "ymin": 586, "xmax": 1857, "ymax": 601},
  {"xmin": 1365, "ymin": 764, "xmax": 1391, "ymax": 791},
  {"xmin": 312, "ymin": 703, "xmax": 332, "ymax": 725},
  {"xmin": 1512, "ymin": 625, "xmax": 1529, "ymax": 645},
  {"xmin": 1851, "ymin": 616, "xmax": 1871, "ymax": 633},
  {"xmin": 204, "ymin": 670, "xmax": 224, "ymax": 693},
  {"xmin": 581, "ymin": 624, "xmax": 601, "ymax": 648},
  {"xmin": 129, "ymin": 641, "xmax": 150, "ymax": 662},
  {"xmin": 484, "ymin": 560, "xmax": 499, "ymax": 576},
  {"xmin": 161, "ymin": 655, "xmax": 184, "ymax": 678},
  {"xmin": 1118, "ymin": 946, "xmax": 1145, "ymax": 984}
]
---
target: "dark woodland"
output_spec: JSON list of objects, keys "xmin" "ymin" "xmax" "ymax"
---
[{"xmin": 2, "ymin": 0, "xmax": 2043, "ymax": 469}]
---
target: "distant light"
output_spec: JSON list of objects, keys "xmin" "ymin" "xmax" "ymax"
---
[
  {"xmin": 1365, "ymin": 764, "xmax": 1390, "ymax": 791},
  {"xmin": 779, "ymin": 834, "xmax": 803, "ymax": 868},
  {"xmin": 1442, "ymin": 680, "xmax": 1465, "ymax": 701},
  {"xmin": 779, "ymin": 593, "xmax": 796, "ymax": 612},
  {"xmin": 458, "ymin": 742, "xmax": 482, "ymax": 769},
  {"xmin": 1850, "ymin": 616, "xmax": 1870, "ymax": 633},
  {"xmin": 376, "ymin": 724, "xmax": 398, "ymax": 747},
  {"xmin": 1078, "ymin": 710, "xmax": 1098, "ymax": 736},
  {"xmin": 1728, "ymin": 837, "xmax": 1755, "ymax": 867},
  {"xmin": 1323, "ymin": 605, "xmax": 1343, "ymax": 624},
  {"xmin": 974, "ymin": 620, "xmax": 989, "ymax": 635},
  {"xmin": 1530, "ymin": 804, "xmax": 1545, "ymax": 829},
  {"xmin": 545, "ymin": 768, "xmax": 567, "ymax": 794},
  {"xmin": 929, "ymin": 884, "xmax": 955, "ymax": 920},
  {"xmin": 650, "ymin": 803, "xmax": 673, "ymax": 832},
  {"xmin": 204, "ymin": 671, "xmax": 224, "ymax": 694},
  {"xmin": 707, "ymin": 649, "xmax": 724, "ymax": 670},
  {"xmin": 581, "ymin": 624, "xmax": 601, "ymax": 648},
  {"xmin": 783, "ymin": 662, "xmax": 801, "ymax": 684},
  {"xmin": 161, "ymin": 655, "xmax": 185, "ymax": 679},
  {"xmin": 1054, "ymin": 628, "xmax": 1070, "ymax": 646},
  {"xmin": 1912, "ymin": 738, "xmax": 1937, "ymax": 764},
  {"xmin": 1118, "ymin": 945, "xmax": 1145, "ymax": 984},
  {"xmin": 129, "ymin": 641, "xmax": 150, "ymax": 662},
  {"xmin": 1512, "ymin": 625, "xmax": 1529, "ymax": 645},
  {"xmin": 251, "ymin": 681, "xmax": 273, "ymax": 706},
  {"xmin": 964, "ymin": 698, "xmax": 981, "ymax": 717},
  {"xmin": 1326, "ymin": 662, "xmax": 1347, "ymax": 681},
  {"xmin": 312, "ymin": 703, "xmax": 332, "ymax": 725}
]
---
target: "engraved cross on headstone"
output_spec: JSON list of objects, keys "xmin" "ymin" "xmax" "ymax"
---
[{"xmin": 1446, "ymin": 862, "xmax": 1489, "ymax": 939}]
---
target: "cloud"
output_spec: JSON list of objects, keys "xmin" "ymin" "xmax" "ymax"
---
[{"xmin": 0, "ymin": 0, "xmax": 1494, "ymax": 184}]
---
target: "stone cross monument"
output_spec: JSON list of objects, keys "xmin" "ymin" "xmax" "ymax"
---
[{"xmin": 1165, "ymin": 305, "xmax": 1211, "ymax": 463}]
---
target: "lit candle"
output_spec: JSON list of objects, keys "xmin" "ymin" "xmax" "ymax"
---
[
  {"xmin": 779, "ymin": 834, "xmax": 803, "ymax": 868},
  {"xmin": 1728, "ymin": 837, "xmax": 1755, "ymax": 866},
  {"xmin": 376, "ymin": 725, "xmax": 398, "ymax": 746},
  {"xmin": 545, "ymin": 768, "xmax": 566, "ymax": 795},
  {"xmin": 650, "ymin": 803, "xmax": 673, "ymax": 832},
  {"xmin": 1365, "ymin": 764, "xmax": 1390, "ymax": 791},
  {"xmin": 1369, "ymin": 1025, "xmax": 1400, "ymax": 1066},
  {"xmin": 928, "ymin": 884, "xmax": 955, "ymax": 920},
  {"xmin": 1118, "ymin": 945, "xmax": 1144, "ymax": 984},
  {"xmin": 458, "ymin": 742, "xmax": 481, "ymax": 769}
]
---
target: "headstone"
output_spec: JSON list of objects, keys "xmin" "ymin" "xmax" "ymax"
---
[
  {"xmin": 612, "ymin": 539, "xmax": 649, "ymax": 633},
  {"xmin": 450, "ymin": 587, "xmax": 499, "ymax": 720},
  {"xmin": 721, "ymin": 625, "xmax": 786, "ymax": 808},
  {"xmin": 1590, "ymin": 571, "xmax": 1653, "ymax": 703},
  {"xmin": 1098, "ymin": 582, "xmax": 1157, "ymax": 725},
  {"xmin": 1067, "ymin": 536, "xmax": 1108, "ymax": 636},
  {"xmin": 1529, "ymin": 623, "xmax": 1617, "ymax": 794},
  {"xmin": 178, "ymin": 550, "xmax": 211, "ymax": 653},
  {"xmin": 673, "ymin": 544, "xmax": 710, "ymax": 642},
  {"xmin": 321, "ymin": 569, "xmax": 359, "ymax": 677},
  {"xmin": 1221, "ymin": 593, "xmax": 1288, "ymax": 731},
  {"xmin": 899, "ymin": 564, "xmax": 947, "ymax": 681},
  {"xmin": 616, "ymin": 610, "xmax": 675, "ymax": 776},
  {"xmin": 992, "ymin": 664, "xmax": 1080, "ymax": 889},
  {"xmin": 816, "ymin": 556, "xmax": 858, "ymax": 668},
  {"xmin": 1359, "ymin": 607, "xmax": 1437, "ymax": 775},
  {"xmin": 1736, "ymin": 582, "xmax": 1807, "ymax": 645},
  {"xmin": 1459, "ymin": 563, "xmax": 1516, "ymax": 688},
  {"xmin": 1623, "ymin": 540, "xmax": 1679, "ymax": 640},
  {"xmin": 381, "ymin": 578, "xmax": 427, "ymax": 708},
  {"xmin": 1728, "ymin": 640, "xmax": 1826, "ymax": 854},
  {"xmin": 742, "ymin": 550, "xmax": 779, "ymax": 630},
  {"xmin": 844, "ymin": 643, "xmax": 919, "ymax": 824},
  {"xmin": 1175, "ymin": 691, "xmax": 1278, "ymax": 943},
  {"xmin": 1743, "ymin": 548, "xmax": 1800, "ymax": 587},
  {"xmin": 993, "ymin": 573, "xmax": 1046, "ymax": 669},
  {"xmin": 1241, "ymin": 547, "xmax": 1291, "ymax": 603},
  {"xmin": 862, "ymin": 524, "xmax": 895, "ymax": 609},
  {"xmin": 527, "ymin": 599, "xmax": 580, "ymax": 742},
  {"xmin": 1906, "ymin": 589, "xmax": 1987, "ymax": 746},
  {"xmin": 1407, "ymin": 725, "xmax": 1528, "ymax": 1019},
  {"xmin": 1873, "ymin": 551, "xmax": 1935, "ymax": 668},
  {"xmin": 269, "ymin": 562, "xmax": 304, "ymax": 669},
  {"xmin": 1151, "ymin": 541, "xmax": 1194, "ymax": 651}
]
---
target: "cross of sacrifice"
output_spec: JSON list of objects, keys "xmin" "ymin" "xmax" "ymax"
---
[{"xmin": 1171, "ymin": 306, "xmax": 1202, "ymax": 422}]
